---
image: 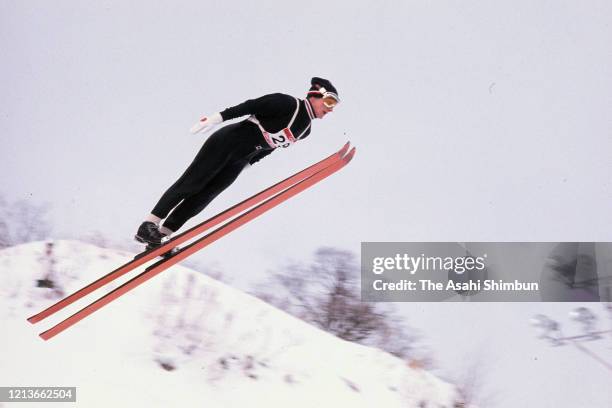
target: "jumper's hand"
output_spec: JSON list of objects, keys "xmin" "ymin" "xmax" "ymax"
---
[{"xmin": 189, "ymin": 112, "xmax": 223, "ymax": 134}]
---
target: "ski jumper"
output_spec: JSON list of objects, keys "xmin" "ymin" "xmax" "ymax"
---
[{"xmin": 151, "ymin": 93, "xmax": 316, "ymax": 232}]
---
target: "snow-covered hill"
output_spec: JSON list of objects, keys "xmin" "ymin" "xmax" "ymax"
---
[{"xmin": 0, "ymin": 240, "xmax": 463, "ymax": 408}]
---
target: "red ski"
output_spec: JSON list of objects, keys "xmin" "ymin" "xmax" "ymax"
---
[
  {"xmin": 27, "ymin": 142, "xmax": 350, "ymax": 325},
  {"xmin": 31, "ymin": 144, "xmax": 356, "ymax": 340}
]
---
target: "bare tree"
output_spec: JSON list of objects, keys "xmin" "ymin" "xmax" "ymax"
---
[
  {"xmin": 0, "ymin": 194, "xmax": 52, "ymax": 248},
  {"xmin": 0, "ymin": 195, "xmax": 9, "ymax": 248},
  {"xmin": 254, "ymin": 247, "xmax": 423, "ymax": 360}
]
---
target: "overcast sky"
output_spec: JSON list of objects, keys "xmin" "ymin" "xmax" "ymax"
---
[{"xmin": 2, "ymin": 1, "xmax": 611, "ymax": 406}]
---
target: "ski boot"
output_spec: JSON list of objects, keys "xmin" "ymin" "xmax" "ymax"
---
[
  {"xmin": 134, "ymin": 222, "xmax": 178, "ymax": 259},
  {"xmin": 134, "ymin": 221, "xmax": 165, "ymax": 246}
]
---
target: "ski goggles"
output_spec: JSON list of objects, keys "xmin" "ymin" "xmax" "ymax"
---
[
  {"xmin": 308, "ymin": 87, "xmax": 340, "ymax": 108},
  {"xmin": 322, "ymin": 94, "xmax": 339, "ymax": 108}
]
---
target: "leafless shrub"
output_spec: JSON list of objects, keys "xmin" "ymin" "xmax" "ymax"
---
[
  {"xmin": 453, "ymin": 353, "xmax": 496, "ymax": 408},
  {"xmin": 151, "ymin": 273, "xmax": 261, "ymax": 381},
  {"xmin": 152, "ymin": 273, "xmax": 218, "ymax": 369},
  {"xmin": 34, "ymin": 241, "xmax": 65, "ymax": 299}
]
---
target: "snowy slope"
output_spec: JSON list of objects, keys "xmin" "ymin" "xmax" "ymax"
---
[{"xmin": 0, "ymin": 241, "xmax": 462, "ymax": 408}]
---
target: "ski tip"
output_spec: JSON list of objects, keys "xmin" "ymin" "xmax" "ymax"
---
[
  {"xmin": 344, "ymin": 146, "xmax": 356, "ymax": 163},
  {"xmin": 39, "ymin": 331, "xmax": 52, "ymax": 341},
  {"xmin": 338, "ymin": 141, "xmax": 350, "ymax": 157},
  {"xmin": 27, "ymin": 315, "xmax": 41, "ymax": 324}
]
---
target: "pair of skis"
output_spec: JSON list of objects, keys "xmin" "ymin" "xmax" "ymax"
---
[{"xmin": 28, "ymin": 142, "xmax": 356, "ymax": 340}]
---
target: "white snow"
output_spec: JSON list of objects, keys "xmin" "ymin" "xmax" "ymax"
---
[{"xmin": 0, "ymin": 240, "xmax": 462, "ymax": 408}]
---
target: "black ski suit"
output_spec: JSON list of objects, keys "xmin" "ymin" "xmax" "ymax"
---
[{"xmin": 151, "ymin": 93, "xmax": 316, "ymax": 232}]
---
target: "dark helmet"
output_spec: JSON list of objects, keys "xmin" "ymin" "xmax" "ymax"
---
[{"xmin": 307, "ymin": 77, "xmax": 340, "ymax": 106}]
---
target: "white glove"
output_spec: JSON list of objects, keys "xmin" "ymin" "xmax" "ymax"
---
[{"xmin": 189, "ymin": 112, "xmax": 223, "ymax": 134}]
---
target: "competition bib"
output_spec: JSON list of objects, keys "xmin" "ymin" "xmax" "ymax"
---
[
  {"xmin": 263, "ymin": 128, "xmax": 297, "ymax": 149},
  {"xmin": 247, "ymin": 97, "xmax": 309, "ymax": 149}
]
